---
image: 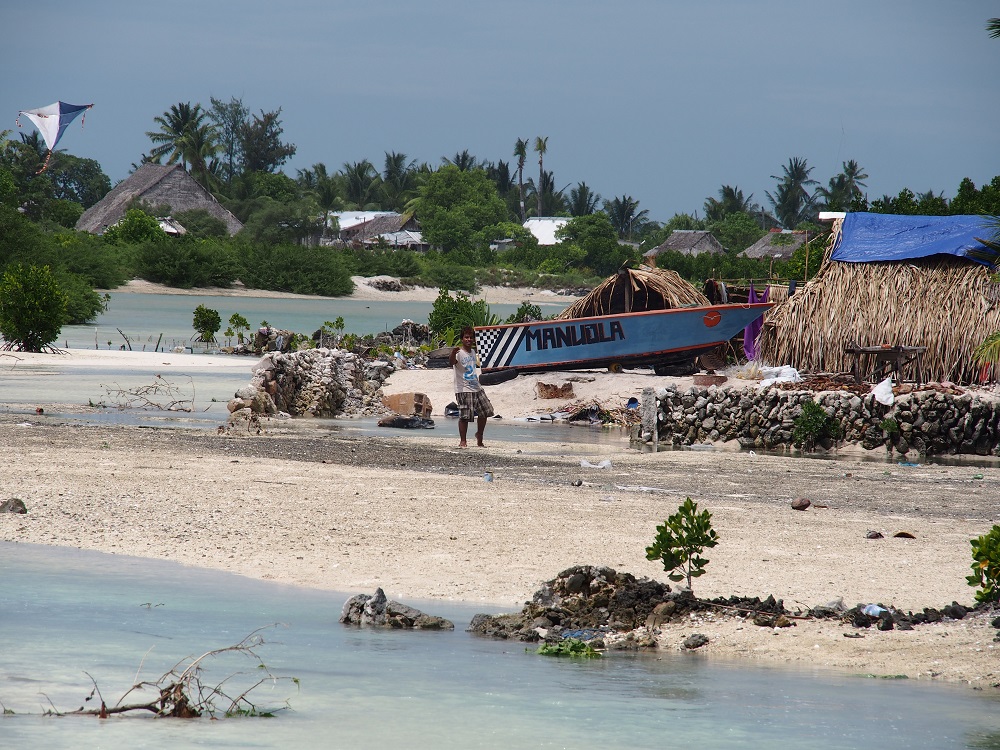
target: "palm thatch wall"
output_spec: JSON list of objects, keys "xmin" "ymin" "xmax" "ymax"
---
[
  {"xmin": 757, "ymin": 220, "xmax": 1000, "ymax": 383},
  {"xmin": 557, "ymin": 267, "xmax": 709, "ymax": 319}
]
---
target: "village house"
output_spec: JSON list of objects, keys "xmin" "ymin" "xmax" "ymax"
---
[
  {"xmin": 76, "ymin": 163, "xmax": 243, "ymax": 236},
  {"xmin": 643, "ymin": 230, "xmax": 725, "ymax": 267}
]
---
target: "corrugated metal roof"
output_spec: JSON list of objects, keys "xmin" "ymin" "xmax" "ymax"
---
[{"xmin": 523, "ymin": 217, "xmax": 569, "ymax": 246}]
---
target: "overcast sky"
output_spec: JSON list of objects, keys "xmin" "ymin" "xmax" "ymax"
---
[{"xmin": 5, "ymin": 1, "xmax": 999, "ymax": 222}]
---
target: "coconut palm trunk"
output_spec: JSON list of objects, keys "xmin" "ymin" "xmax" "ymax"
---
[{"xmin": 534, "ymin": 136, "xmax": 548, "ymax": 217}]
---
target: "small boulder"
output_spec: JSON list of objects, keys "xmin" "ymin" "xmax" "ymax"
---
[
  {"xmin": 682, "ymin": 633, "xmax": 710, "ymax": 650},
  {"xmin": 0, "ymin": 498, "xmax": 27, "ymax": 514},
  {"xmin": 791, "ymin": 497, "xmax": 811, "ymax": 511}
]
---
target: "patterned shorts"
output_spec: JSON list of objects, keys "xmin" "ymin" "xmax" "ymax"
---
[{"xmin": 455, "ymin": 390, "xmax": 495, "ymax": 421}]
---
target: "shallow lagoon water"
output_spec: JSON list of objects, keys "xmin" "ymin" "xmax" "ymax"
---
[
  {"xmin": 61, "ymin": 292, "xmax": 536, "ymax": 352},
  {"xmin": 4, "ymin": 543, "xmax": 1000, "ymax": 750}
]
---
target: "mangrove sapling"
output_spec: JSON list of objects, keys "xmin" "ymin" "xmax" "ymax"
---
[
  {"xmin": 967, "ymin": 525, "xmax": 1000, "ymax": 604},
  {"xmin": 43, "ymin": 626, "xmax": 298, "ymax": 719},
  {"xmin": 645, "ymin": 497, "xmax": 719, "ymax": 595}
]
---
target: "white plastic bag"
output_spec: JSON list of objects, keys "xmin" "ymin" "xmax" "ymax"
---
[
  {"xmin": 759, "ymin": 365, "xmax": 802, "ymax": 388},
  {"xmin": 871, "ymin": 377, "xmax": 894, "ymax": 406}
]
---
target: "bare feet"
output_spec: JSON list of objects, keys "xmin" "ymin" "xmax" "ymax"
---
[
  {"xmin": 458, "ymin": 441, "xmax": 468, "ymax": 448},
  {"xmin": 475, "ymin": 432, "xmax": 485, "ymax": 447}
]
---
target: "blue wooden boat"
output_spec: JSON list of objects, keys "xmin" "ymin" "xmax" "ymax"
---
[{"xmin": 475, "ymin": 302, "xmax": 772, "ymax": 376}]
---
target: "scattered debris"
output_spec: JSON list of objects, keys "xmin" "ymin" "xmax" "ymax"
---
[
  {"xmin": 382, "ymin": 392, "xmax": 432, "ymax": 418},
  {"xmin": 536, "ymin": 382, "xmax": 574, "ymax": 399}
]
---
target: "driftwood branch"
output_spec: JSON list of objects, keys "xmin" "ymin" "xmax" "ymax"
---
[
  {"xmin": 33, "ymin": 625, "xmax": 298, "ymax": 719},
  {"xmin": 98, "ymin": 375, "xmax": 198, "ymax": 412}
]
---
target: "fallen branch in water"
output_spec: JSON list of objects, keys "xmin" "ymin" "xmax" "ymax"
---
[
  {"xmin": 98, "ymin": 374, "xmax": 198, "ymax": 412},
  {"xmin": 39, "ymin": 625, "xmax": 299, "ymax": 719}
]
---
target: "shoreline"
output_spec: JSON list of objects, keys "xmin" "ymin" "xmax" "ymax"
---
[
  {"xmin": 1, "ymin": 398, "xmax": 998, "ymax": 689},
  {"xmin": 106, "ymin": 277, "xmax": 582, "ymax": 307}
]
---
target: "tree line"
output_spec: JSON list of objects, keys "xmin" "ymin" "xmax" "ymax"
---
[{"xmin": 1, "ymin": 91, "xmax": 999, "ymax": 351}]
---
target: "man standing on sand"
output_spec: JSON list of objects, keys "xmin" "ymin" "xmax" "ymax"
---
[{"xmin": 450, "ymin": 326, "xmax": 494, "ymax": 447}]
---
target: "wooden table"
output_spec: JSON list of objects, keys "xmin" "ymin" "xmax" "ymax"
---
[{"xmin": 844, "ymin": 345, "xmax": 926, "ymax": 384}]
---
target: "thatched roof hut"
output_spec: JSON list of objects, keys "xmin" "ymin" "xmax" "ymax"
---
[
  {"xmin": 557, "ymin": 266, "xmax": 709, "ymax": 319},
  {"xmin": 757, "ymin": 214, "xmax": 1000, "ymax": 383},
  {"xmin": 643, "ymin": 230, "xmax": 725, "ymax": 267},
  {"xmin": 77, "ymin": 163, "xmax": 243, "ymax": 236}
]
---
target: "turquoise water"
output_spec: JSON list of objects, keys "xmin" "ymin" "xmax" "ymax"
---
[
  {"xmin": 3, "ymin": 543, "xmax": 1000, "ymax": 749},
  {"xmin": 60, "ymin": 292, "xmax": 543, "ymax": 351}
]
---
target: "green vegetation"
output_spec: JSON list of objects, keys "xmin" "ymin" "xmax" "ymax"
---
[
  {"xmin": 645, "ymin": 497, "xmax": 719, "ymax": 594},
  {"xmin": 967, "ymin": 525, "xmax": 1000, "ymax": 604},
  {"xmin": 192, "ymin": 304, "xmax": 222, "ymax": 345},
  {"xmin": 0, "ymin": 264, "xmax": 67, "ymax": 352},
  {"xmin": 536, "ymin": 639, "xmax": 601, "ymax": 657},
  {"xmin": 427, "ymin": 289, "xmax": 501, "ymax": 343},
  {"xmin": 2, "ymin": 104, "xmax": 1000, "ymax": 349},
  {"xmin": 792, "ymin": 400, "xmax": 843, "ymax": 451}
]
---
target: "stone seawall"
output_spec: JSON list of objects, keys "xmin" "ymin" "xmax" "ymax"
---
[
  {"xmin": 226, "ymin": 349, "xmax": 397, "ymax": 429},
  {"xmin": 643, "ymin": 384, "xmax": 1000, "ymax": 457}
]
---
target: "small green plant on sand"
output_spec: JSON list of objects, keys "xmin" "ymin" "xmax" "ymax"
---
[
  {"xmin": 792, "ymin": 400, "xmax": 842, "ymax": 451},
  {"xmin": 645, "ymin": 497, "xmax": 718, "ymax": 594},
  {"xmin": 536, "ymin": 638, "xmax": 601, "ymax": 657},
  {"xmin": 967, "ymin": 525, "xmax": 1000, "ymax": 604}
]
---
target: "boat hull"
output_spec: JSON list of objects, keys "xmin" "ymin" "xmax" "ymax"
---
[{"xmin": 475, "ymin": 303, "xmax": 772, "ymax": 374}]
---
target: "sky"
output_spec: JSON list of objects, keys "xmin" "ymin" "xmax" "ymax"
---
[{"xmin": 5, "ymin": 0, "xmax": 999, "ymax": 223}]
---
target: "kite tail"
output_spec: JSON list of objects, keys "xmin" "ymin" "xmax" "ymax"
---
[{"xmin": 36, "ymin": 150, "xmax": 53, "ymax": 175}]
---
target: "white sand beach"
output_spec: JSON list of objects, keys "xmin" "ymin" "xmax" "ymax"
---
[
  {"xmin": 1, "ymin": 280, "xmax": 998, "ymax": 690},
  {"xmin": 1, "ymin": 343, "xmax": 998, "ymax": 690}
]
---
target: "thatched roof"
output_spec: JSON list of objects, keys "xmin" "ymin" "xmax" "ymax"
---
[
  {"xmin": 740, "ymin": 230, "xmax": 808, "ymax": 260},
  {"xmin": 76, "ymin": 164, "xmax": 243, "ymax": 236},
  {"xmin": 643, "ymin": 230, "xmax": 725, "ymax": 265},
  {"xmin": 557, "ymin": 266, "xmax": 710, "ymax": 319},
  {"xmin": 757, "ymin": 218, "xmax": 1000, "ymax": 383}
]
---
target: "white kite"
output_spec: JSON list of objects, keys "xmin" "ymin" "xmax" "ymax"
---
[{"xmin": 16, "ymin": 101, "xmax": 93, "ymax": 173}]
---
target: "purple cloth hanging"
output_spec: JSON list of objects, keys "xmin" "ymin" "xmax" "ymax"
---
[{"xmin": 743, "ymin": 284, "xmax": 769, "ymax": 361}]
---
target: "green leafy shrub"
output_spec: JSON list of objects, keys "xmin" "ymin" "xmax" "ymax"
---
[
  {"xmin": 645, "ymin": 497, "xmax": 719, "ymax": 594},
  {"xmin": 536, "ymin": 639, "xmax": 601, "ymax": 657},
  {"xmin": 236, "ymin": 242, "xmax": 354, "ymax": 296},
  {"xmin": 505, "ymin": 301, "xmax": 542, "ymax": 323},
  {"xmin": 967, "ymin": 525, "xmax": 1000, "ymax": 604},
  {"xmin": 792, "ymin": 400, "xmax": 842, "ymax": 451},
  {"xmin": 192, "ymin": 304, "xmax": 222, "ymax": 345},
  {"xmin": 879, "ymin": 417, "xmax": 899, "ymax": 435},
  {"xmin": 427, "ymin": 289, "xmax": 500, "ymax": 340},
  {"xmin": 102, "ymin": 208, "xmax": 167, "ymax": 246},
  {"xmin": 0, "ymin": 264, "xmax": 67, "ymax": 352}
]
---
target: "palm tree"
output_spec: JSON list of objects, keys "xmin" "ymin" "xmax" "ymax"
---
[
  {"xmin": 297, "ymin": 162, "xmax": 342, "ymax": 240},
  {"xmin": 180, "ymin": 122, "xmax": 222, "ymax": 190},
  {"xmin": 513, "ymin": 138, "xmax": 529, "ymax": 222},
  {"xmin": 146, "ymin": 102, "xmax": 217, "ymax": 173},
  {"xmin": 766, "ymin": 157, "xmax": 818, "ymax": 227},
  {"xmin": 442, "ymin": 149, "xmax": 480, "ymax": 171},
  {"xmin": 341, "ymin": 160, "xmax": 379, "ymax": 209},
  {"xmin": 841, "ymin": 159, "xmax": 869, "ymax": 203},
  {"xmin": 484, "ymin": 160, "xmax": 515, "ymax": 201},
  {"xmin": 603, "ymin": 195, "xmax": 649, "ymax": 241},
  {"xmin": 569, "ymin": 182, "xmax": 601, "ymax": 216},
  {"xmin": 381, "ymin": 151, "xmax": 417, "ymax": 211},
  {"xmin": 988, "ymin": 17, "xmax": 1000, "ymax": 38},
  {"xmin": 704, "ymin": 185, "xmax": 756, "ymax": 222},
  {"xmin": 534, "ymin": 136, "xmax": 548, "ymax": 217}
]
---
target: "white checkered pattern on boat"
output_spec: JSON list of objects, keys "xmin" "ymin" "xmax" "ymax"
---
[{"xmin": 476, "ymin": 326, "xmax": 527, "ymax": 370}]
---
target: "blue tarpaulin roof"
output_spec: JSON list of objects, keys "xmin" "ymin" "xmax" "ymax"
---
[{"xmin": 831, "ymin": 213, "xmax": 993, "ymax": 265}]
